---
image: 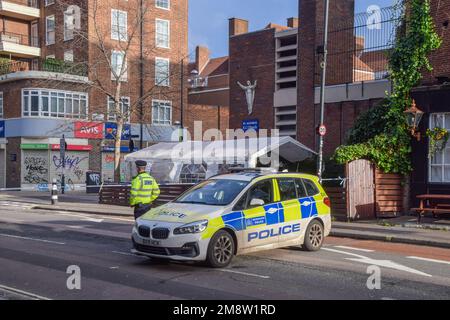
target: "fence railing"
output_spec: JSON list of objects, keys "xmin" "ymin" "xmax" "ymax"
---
[
  {"xmin": 4, "ymin": 0, "xmax": 40, "ymax": 8},
  {"xmin": 323, "ymin": 5, "xmax": 403, "ymax": 85},
  {"xmin": 0, "ymin": 58, "xmax": 88, "ymax": 77},
  {"xmin": 99, "ymin": 184, "xmax": 194, "ymax": 207},
  {"xmin": 0, "ymin": 31, "xmax": 39, "ymax": 47}
]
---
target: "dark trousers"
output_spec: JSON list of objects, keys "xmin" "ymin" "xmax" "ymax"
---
[{"xmin": 134, "ymin": 203, "xmax": 152, "ymax": 220}]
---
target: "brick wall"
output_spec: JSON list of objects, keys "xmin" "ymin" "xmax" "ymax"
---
[
  {"xmin": 421, "ymin": 0, "xmax": 450, "ymax": 85},
  {"xmin": 297, "ymin": 0, "xmax": 355, "ymax": 152},
  {"xmin": 229, "ymin": 28, "xmax": 276, "ymax": 131},
  {"xmin": 184, "ymin": 104, "xmax": 230, "ymax": 139}
]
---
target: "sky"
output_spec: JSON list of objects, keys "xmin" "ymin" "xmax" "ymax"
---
[{"xmin": 188, "ymin": 0, "xmax": 395, "ymax": 59}]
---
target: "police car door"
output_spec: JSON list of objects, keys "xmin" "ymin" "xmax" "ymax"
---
[
  {"xmin": 302, "ymin": 179, "xmax": 320, "ymax": 219},
  {"xmin": 295, "ymin": 179, "xmax": 315, "ymax": 236},
  {"xmin": 241, "ymin": 179, "xmax": 279, "ymax": 249},
  {"xmin": 276, "ymin": 178, "xmax": 303, "ymax": 244}
]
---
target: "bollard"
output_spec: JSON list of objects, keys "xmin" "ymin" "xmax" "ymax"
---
[{"xmin": 51, "ymin": 178, "xmax": 58, "ymax": 205}]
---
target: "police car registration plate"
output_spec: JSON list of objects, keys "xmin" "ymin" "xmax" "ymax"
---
[{"xmin": 143, "ymin": 239, "xmax": 161, "ymax": 246}]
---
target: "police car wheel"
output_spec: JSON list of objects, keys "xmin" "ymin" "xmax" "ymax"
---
[
  {"xmin": 206, "ymin": 230, "xmax": 235, "ymax": 268},
  {"xmin": 303, "ymin": 220, "xmax": 324, "ymax": 252}
]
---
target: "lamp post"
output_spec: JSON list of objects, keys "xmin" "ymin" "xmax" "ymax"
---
[
  {"xmin": 404, "ymin": 99, "xmax": 424, "ymax": 141},
  {"xmin": 317, "ymin": 0, "xmax": 330, "ymax": 182}
]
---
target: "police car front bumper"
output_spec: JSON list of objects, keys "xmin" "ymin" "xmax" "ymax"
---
[{"xmin": 131, "ymin": 221, "xmax": 210, "ymax": 262}]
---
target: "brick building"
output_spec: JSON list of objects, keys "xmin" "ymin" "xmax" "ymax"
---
[
  {"xmin": 187, "ymin": 45, "xmax": 229, "ymax": 139},
  {"xmin": 0, "ymin": 0, "xmax": 188, "ymax": 188},
  {"xmin": 229, "ymin": 17, "xmax": 299, "ymax": 138}
]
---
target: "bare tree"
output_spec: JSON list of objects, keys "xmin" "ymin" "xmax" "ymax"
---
[{"xmin": 38, "ymin": 0, "xmax": 189, "ymax": 182}]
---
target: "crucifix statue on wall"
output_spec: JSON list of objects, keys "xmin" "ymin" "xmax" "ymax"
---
[{"xmin": 238, "ymin": 80, "xmax": 258, "ymax": 115}]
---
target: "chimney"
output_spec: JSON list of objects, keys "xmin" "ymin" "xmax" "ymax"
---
[
  {"xmin": 195, "ymin": 46, "xmax": 210, "ymax": 73},
  {"xmin": 287, "ymin": 17, "xmax": 299, "ymax": 28},
  {"xmin": 355, "ymin": 36, "xmax": 365, "ymax": 52},
  {"xmin": 229, "ymin": 18, "xmax": 249, "ymax": 37}
]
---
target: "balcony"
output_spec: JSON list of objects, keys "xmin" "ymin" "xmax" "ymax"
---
[
  {"xmin": 0, "ymin": 0, "xmax": 40, "ymax": 20},
  {"xmin": 0, "ymin": 31, "xmax": 40, "ymax": 58},
  {"xmin": 0, "ymin": 58, "xmax": 88, "ymax": 77}
]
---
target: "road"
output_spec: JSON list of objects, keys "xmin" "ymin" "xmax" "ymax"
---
[{"xmin": 0, "ymin": 200, "xmax": 449, "ymax": 300}]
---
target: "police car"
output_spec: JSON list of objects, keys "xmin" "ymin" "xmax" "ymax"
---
[{"xmin": 132, "ymin": 172, "xmax": 331, "ymax": 268}]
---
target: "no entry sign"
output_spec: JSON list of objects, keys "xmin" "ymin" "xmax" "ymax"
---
[{"xmin": 318, "ymin": 125, "xmax": 327, "ymax": 137}]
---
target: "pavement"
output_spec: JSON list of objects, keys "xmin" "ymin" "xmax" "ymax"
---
[
  {"xmin": 0, "ymin": 203, "xmax": 449, "ymax": 300},
  {"xmin": 1, "ymin": 190, "xmax": 450, "ymax": 249}
]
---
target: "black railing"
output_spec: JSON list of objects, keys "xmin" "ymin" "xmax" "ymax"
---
[
  {"xmin": 0, "ymin": 31, "xmax": 39, "ymax": 47},
  {"xmin": 0, "ymin": 58, "xmax": 88, "ymax": 77},
  {"xmin": 321, "ymin": 5, "xmax": 403, "ymax": 85}
]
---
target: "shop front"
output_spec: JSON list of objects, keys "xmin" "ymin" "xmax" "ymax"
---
[{"xmin": 20, "ymin": 138, "xmax": 91, "ymax": 190}]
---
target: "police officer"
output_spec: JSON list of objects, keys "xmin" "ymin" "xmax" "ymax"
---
[{"xmin": 130, "ymin": 160, "xmax": 160, "ymax": 220}]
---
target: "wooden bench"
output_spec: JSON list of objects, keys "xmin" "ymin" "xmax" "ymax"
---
[{"xmin": 412, "ymin": 194, "xmax": 450, "ymax": 223}]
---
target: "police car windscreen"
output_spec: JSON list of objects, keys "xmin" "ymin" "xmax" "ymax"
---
[{"xmin": 175, "ymin": 180, "xmax": 248, "ymax": 206}]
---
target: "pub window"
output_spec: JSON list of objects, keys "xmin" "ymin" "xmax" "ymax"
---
[{"xmin": 429, "ymin": 113, "xmax": 450, "ymax": 183}]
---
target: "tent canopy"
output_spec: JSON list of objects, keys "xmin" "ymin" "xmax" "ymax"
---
[{"xmin": 125, "ymin": 137, "xmax": 317, "ymax": 164}]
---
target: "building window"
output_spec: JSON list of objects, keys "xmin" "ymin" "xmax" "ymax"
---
[
  {"xmin": 107, "ymin": 96, "xmax": 130, "ymax": 122},
  {"xmin": 155, "ymin": 57, "xmax": 170, "ymax": 86},
  {"xmin": 429, "ymin": 113, "xmax": 450, "ymax": 183},
  {"xmin": 46, "ymin": 15, "xmax": 56, "ymax": 45},
  {"xmin": 64, "ymin": 50, "xmax": 74, "ymax": 62},
  {"xmin": 64, "ymin": 10, "xmax": 74, "ymax": 40},
  {"xmin": 111, "ymin": 50, "xmax": 127, "ymax": 81},
  {"xmin": 0, "ymin": 92, "xmax": 3, "ymax": 118},
  {"xmin": 156, "ymin": 0, "xmax": 170, "ymax": 10},
  {"xmin": 45, "ymin": 0, "xmax": 55, "ymax": 6},
  {"xmin": 22, "ymin": 89, "xmax": 88, "ymax": 119},
  {"xmin": 111, "ymin": 9, "xmax": 128, "ymax": 41},
  {"xmin": 156, "ymin": 19, "xmax": 170, "ymax": 48},
  {"xmin": 152, "ymin": 100, "xmax": 172, "ymax": 125}
]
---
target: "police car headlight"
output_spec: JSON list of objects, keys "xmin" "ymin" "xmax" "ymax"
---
[{"xmin": 174, "ymin": 220, "xmax": 208, "ymax": 235}]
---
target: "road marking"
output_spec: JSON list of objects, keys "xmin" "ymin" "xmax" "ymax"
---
[
  {"xmin": 111, "ymin": 251, "xmax": 147, "ymax": 259},
  {"xmin": 57, "ymin": 213, "xmax": 104, "ymax": 223},
  {"xmin": 218, "ymin": 269, "xmax": 270, "ymax": 279},
  {"xmin": 0, "ymin": 233, "xmax": 65, "ymax": 245},
  {"xmin": 322, "ymin": 248, "xmax": 432, "ymax": 277},
  {"xmin": 334, "ymin": 246, "xmax": 375, "ymax": 253},
  {"xmin": 407, "ymin": 256, "xmax": 450, "ymax": 266},
  {"xmin": 0, "ymin": 284, "xmax": 51, "ymax": 300}
]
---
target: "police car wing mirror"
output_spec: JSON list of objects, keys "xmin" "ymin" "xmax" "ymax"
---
[{"xmin": 249, "ymin": 198, "xmax": 265, "ymax": 207}]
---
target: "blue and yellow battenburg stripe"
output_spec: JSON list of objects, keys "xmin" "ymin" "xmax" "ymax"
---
[{"xmin": 220, "ymin": 197, "xmax": 320, "ymax": 232}]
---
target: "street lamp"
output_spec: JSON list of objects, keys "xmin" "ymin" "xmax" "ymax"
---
[
  {"xmin": 404, "ymin": 99, "xmax": 424, "ymax": 141},
  {"xmin": 188, "ymin": 69, "xmax": 207, "ymax": 88}
]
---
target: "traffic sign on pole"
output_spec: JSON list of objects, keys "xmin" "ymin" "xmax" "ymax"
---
[{"xmin": 318, "ymin": 125, "xmax": 327, "ymax": 137}]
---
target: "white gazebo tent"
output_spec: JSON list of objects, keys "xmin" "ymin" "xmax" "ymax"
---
[{"xmin": 124, "ymin": 137, "xmax": 317, "ymax": 183}]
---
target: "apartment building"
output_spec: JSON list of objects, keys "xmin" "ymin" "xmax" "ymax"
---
[{"xmin": 0, "ymin": 0, "xmax": 188, "ymax": 188}]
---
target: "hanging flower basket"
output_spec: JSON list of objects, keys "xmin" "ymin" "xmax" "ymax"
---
[{"xmin": 426, "ymin": 127, "xmax": 449, "ymax": 158}]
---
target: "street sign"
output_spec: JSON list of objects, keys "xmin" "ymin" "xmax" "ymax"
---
[
  {"xmin": 60, "ymin": 136, "xmax": 66, "ymax": 168},
  {"xmin": 318, "ymin": 125, "xmax": 327, "ymax": 137},
  {"xmin": 242, "ymin": 119, "xmax": 259, "ymax": 132}
]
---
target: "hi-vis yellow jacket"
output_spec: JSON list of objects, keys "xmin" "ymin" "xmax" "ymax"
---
[{"xmin": 130, "ymin": 172, "xmax": 160, "ymax": 207}]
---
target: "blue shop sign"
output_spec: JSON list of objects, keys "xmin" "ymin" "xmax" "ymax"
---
[
  {"xmin": 242, "ymin": 119, "xmax": 259, "ymax": 132},
  {"xmin": 0, "ymin": 120, "xmax": 5, "ymax": 138},
  {"xmin": 102, "ymin": 146, "xmax": 139, "ymax": 153},
  {"xmin": 105, "ymin": 123, "xmax": 131, "ymax": 140}
]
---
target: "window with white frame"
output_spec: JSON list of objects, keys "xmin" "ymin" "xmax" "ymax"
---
[
  {"xmin": 156, "ymin": 0, "xmax": 170, "ymax": 10},
  {"xmin": 111, "ymin": 9, "xmax": 128, "ymax": 41},
  {"xmin": 45, "ymin": 0, "xmax": 55, "ymax": 6},
  {"xmin": 155, "ymin": 58, "xmax": 170, "ymax": 86},
  {"xmin": 156, "ymin": 19, "xmax": 170, "ymax": 48},
  {"xmin": 22, "ymin": 89, "xmax": 88, "ymax": 119},
  {"xmin": 107, "ymin": 96, "xmax": 130, "ymax": 122},
  {"xmin": 111, "ymin": 50, "xmax": 127, "ymax": 81},
  {"xmin": 0, "ymin": 92, "xmax": 3, "ymax": 119},
  {"xmin": 46, "ymin": 15, "xmax": 55, "ymax": 45},
  {"xmin": 429, "ymin": 113, "xmax": 450, "ymax": 183},
  {"xmin": 152, "ymin": 100, "xmax": 172, "ymax": 125}
]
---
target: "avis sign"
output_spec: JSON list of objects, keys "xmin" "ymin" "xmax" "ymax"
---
[{"xmin": 74, "ymin": 122, "xmax": 103, "ymax": 139}]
